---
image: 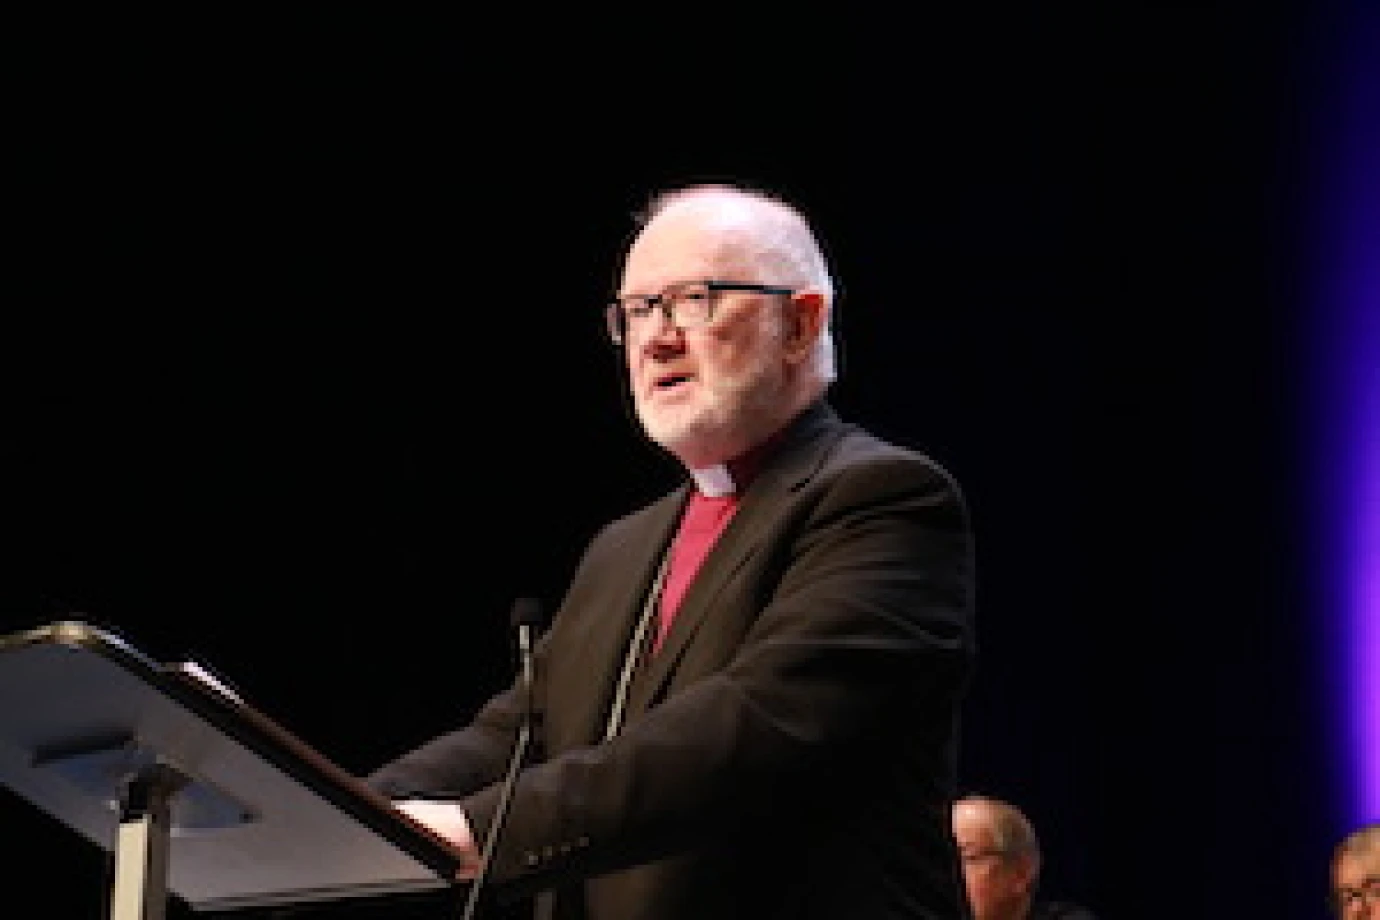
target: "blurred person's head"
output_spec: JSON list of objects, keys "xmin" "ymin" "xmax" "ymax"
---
[
  {"xmin": 952, "ymin": 794, "xmax": 1041, "ymax": 920},
  {"xmin": 1332, "ymin": 822, "xmax": 1380, "ymax": 919}
]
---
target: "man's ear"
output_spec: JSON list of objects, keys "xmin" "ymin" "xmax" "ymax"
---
[
  {"xmin": 782, "ymin": 291, "xmax": 828, "ymax": 363},
  {"xmin": 1012, "ymin": 852, "xmax": 1040, "ymax": 894}
]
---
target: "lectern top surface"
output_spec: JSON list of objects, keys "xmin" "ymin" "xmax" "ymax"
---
[{"xmin": 0, "ymin": 619, "xmax": 462, "ymax": 912}]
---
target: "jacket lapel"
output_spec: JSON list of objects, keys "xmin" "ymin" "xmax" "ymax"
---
[
  {"xmin": 626, "ymin": 404, "xmax": 844, "ymax": 714},
  {"xmin": 554, "ymin": 489, "xmax": 686, "ymax": 749}
]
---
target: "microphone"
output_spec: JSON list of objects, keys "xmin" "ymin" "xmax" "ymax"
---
[
  {"xmin": 459, "ymin": 596, "xmax": 544, "ymax": 920},
  {"xmin": 509, "ymin": 596, "xmax": 543, "ymax": 717}
]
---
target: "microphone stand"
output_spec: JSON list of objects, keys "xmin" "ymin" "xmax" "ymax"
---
[{"xmin": 459, "ymin": 601, "xmax": 540, "ymax": 920}]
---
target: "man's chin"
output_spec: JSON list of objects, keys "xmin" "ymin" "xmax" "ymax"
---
[
  {"xmin": 639, "ymin": 405, "xmax": 691, "ymax": 444},
  {"xmin": 640, "ymin": 412, "xmax": 718, "ymax": 463}
]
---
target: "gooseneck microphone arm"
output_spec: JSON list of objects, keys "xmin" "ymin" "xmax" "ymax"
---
[{"xmin": 458, "ymin": 597, "xmax": 544, "ymax": 920}]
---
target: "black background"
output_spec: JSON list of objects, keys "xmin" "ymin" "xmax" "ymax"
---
[{"xmin": 3, "ymin": 4, "xmax": 1359, "ymax": 918}]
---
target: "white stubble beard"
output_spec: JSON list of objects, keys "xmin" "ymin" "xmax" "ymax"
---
[{"xmin": 634, "ymin": 350, "xmax": 789, "ymax": 469}]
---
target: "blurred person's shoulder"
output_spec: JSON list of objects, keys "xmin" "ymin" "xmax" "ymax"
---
[{"xmin": 1030, "ymin": 900, "xmax": 1100, "ymax": 920}]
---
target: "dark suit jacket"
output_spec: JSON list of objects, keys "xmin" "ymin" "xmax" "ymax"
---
[
  {"xmin": 1029, "ymin": 900, "xmax": 1100, "ymax": 920},
  {"xmin": 368, "ymin": 401, "xmax": 977, "ymax": 919}
]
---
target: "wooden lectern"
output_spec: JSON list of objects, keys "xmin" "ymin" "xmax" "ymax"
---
[{"xmin": 0, "ymin": 621, "xmax": 462, "ymax": 918}]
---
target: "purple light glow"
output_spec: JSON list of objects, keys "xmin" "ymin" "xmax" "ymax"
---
[
  {"xmin": 1310, "ymin": 1, "xmax": 1380, "ymax": 826},
  {"xmin": 1337, "ymin": 256, "xmax": 1379, "ymax": 822}
]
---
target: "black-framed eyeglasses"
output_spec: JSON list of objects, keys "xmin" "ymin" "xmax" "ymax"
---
[
  {"xmin": 958, "ymin": 848, "xmax": 1009, "ymax": 867},
  {"xmin": 1332, "ymin": 875, "xmax": 1380, "ymax": 916},
  {"xmin": 604, "ymin": 279, "xmax": 795, "ymax": 345}
]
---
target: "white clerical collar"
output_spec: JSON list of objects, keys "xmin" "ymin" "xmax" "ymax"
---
[{"xmin": 688, "ymin": 464, "xmax": 736, "ymax": 497}]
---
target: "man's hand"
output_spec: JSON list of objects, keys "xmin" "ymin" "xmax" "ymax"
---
[{"xmin": 394, "ymin": 798, "xmax": 481, "ymax": 880}]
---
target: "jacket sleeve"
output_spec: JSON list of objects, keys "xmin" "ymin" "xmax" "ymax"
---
[{"xmin": 364, "ymin": 672, "xmax": 531, "ymax": 800}]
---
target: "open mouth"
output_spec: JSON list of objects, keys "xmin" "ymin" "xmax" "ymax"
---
[{"xmin": 653, "ymin": 373, "xmax": 694, "ymax": 391}]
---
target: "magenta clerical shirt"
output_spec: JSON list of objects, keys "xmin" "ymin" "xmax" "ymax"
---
[{"xmin": 652, "ymin": 435, "xmax": 781, "ymax": 651}]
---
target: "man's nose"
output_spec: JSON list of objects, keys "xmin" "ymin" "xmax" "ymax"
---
[{"xmin": 641, "ymin": 307, "xmax": 685, "ymax": 351}]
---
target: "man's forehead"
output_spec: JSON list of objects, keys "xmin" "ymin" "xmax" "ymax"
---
[
  {"xmin": 953, "ymin": 803, "xmax": 998, "ymax": 833},
  {"xmin": 1338, "ymin": 850, "xmax": 1380, "ymax": 876},
  {"xmin": 622, "ymin": 218, "xmax": 755, "ymax": 286}
]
